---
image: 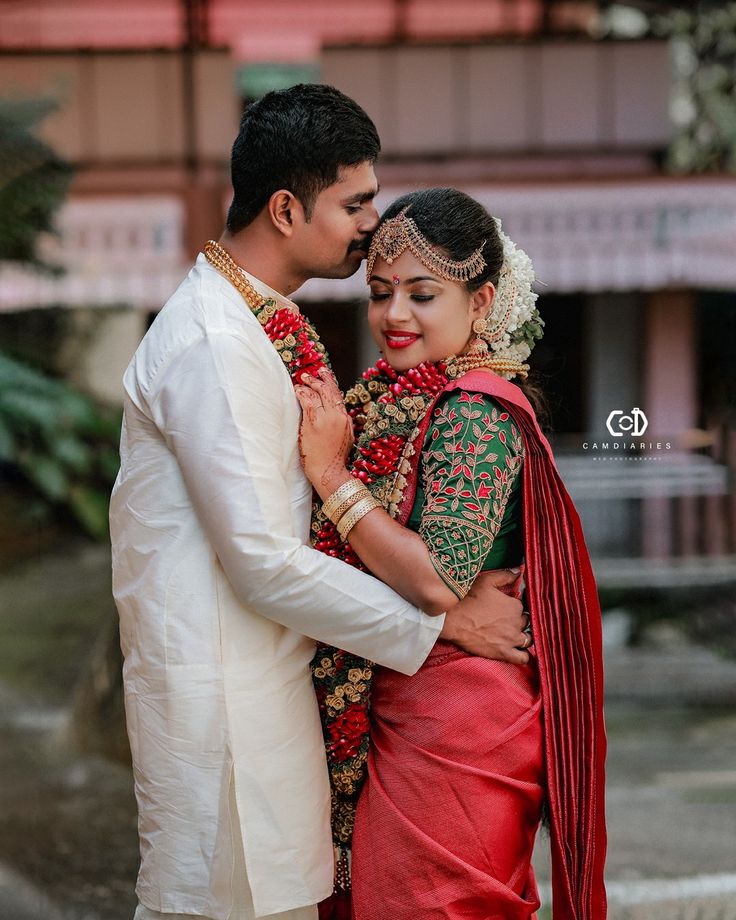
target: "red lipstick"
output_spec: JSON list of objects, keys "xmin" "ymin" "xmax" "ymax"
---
[{"xmin": 384, "ymin": 330, "xmax": 420, "ymax": 350}]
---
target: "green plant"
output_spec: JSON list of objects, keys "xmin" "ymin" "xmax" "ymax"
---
[
  {"xmin": 654, "ymin": 3, "xmax": 736, "ymax": 174},
  {"xmin": 0, "ymin": 97, "xmax": 73, "ymax": 270},
  {"xmin": 0, "ymin": 351, "xmax": 120, "ymax": 539}
]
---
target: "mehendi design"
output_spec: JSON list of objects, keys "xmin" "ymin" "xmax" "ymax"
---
[{"xmin": 320, "ymin": 421, "xmax": 354, "ymax": 488}]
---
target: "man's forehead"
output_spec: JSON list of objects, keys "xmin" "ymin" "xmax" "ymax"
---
[{"xmin": 335, "ymin": 162, "xmax": 378, "ymax": 194}]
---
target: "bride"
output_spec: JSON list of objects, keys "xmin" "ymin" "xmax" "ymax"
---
[{"xmin": 296, "ymin": 188, "xmax": 607, "ymax": 920}]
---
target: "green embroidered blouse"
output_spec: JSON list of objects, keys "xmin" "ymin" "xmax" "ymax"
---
[{"xmin": 407, "ymin": 390, "xmax": 525, "ymax": 599}]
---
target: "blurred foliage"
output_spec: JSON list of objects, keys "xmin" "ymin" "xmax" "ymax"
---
[
  {"xmin": 0, "ymin": 97, "xmax": 73, "ymax": 270},
  {"xmin": 653, "ymin": 3, "xmax": 736, "ymax": 173},
  {"xmin": 0, "ymin": 98, "xmax": 118, "ymax": 540},
  {"xmin": 0, "ymin": 306, "xmax": 72, "ymax": 377},
  {"xmin": 0, "ymin": 351, "xmax": 121, "ymax": 540}
]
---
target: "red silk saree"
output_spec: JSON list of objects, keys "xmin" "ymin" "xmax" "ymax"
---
[{"xmin": 352, "ymin": 370, "xmax": 607, "ymax": 920}]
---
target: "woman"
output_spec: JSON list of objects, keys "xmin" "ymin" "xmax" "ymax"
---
[{"xmin": 296, "ymin": 189, "xmax": 607, "ymax": 920}]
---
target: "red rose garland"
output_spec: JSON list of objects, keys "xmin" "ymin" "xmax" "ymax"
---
[{"xmin": 309, "ymin": 358, "xmax": 453, "ymax": 911}]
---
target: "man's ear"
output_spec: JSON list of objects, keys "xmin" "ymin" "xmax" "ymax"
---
[
  {"xmin": 470, "ymin": 281, "xmax": 496, "ymax": 321},
  {"xmin": 268, "ymin": 189, "xmax": 304, "ymax": 238}
]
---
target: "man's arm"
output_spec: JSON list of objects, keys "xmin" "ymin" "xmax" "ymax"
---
[{"xmin": 148, "ymin": 329, "xmax": 440, "ymax": 674}]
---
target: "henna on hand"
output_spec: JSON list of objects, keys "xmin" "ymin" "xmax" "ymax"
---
[{"xmin": 320, "ymin": 420, "xmax": 353, "ymax": 488}]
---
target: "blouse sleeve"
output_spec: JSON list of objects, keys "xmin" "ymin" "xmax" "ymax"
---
[{"xmin": 418, "ymin": 390, "xmax": 524, "ymax": 598}]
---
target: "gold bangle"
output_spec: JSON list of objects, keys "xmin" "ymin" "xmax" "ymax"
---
[
  {"xmin": 328, "ymin": 489, "xmax": 370, "ymax": 525},
  {"xmin": 336, "ymin": 496, "xmax": 381, "ymax": 542},
  {"xmin": 323, "ymin": 479, "xmax": 367, "ymax": 522}
]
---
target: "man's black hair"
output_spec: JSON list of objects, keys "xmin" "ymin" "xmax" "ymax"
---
[{"xmin": 226, "ymin": 83, "xmax": 380, "ymax": 234}]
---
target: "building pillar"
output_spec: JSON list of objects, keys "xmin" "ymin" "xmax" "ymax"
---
[
  {"xmin": 643, "ymin": 289, "xmax": 697, "ymax": 441},
  {"xmin": 586, "ymin": 292, "xmax": 641, "ymax": 437},
  {"xmin": 582, "ymin": 293, "xmax": 641, "ymax": 557},
  {"xmin": 183, "ymin": 168, "xmax": 229, "ymax": 260},
  {"xmin": 642, "ymin": 288, "xmax": 697, "ymax": 558}
]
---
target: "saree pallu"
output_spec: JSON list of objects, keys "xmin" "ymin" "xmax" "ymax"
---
[
  {"xmin": 351, "ymin": 575, "xmax": 544, "ymax": 920},
  {"xmin": 389, "ymin": 371, "xmax": 607, "ymax": 920}
]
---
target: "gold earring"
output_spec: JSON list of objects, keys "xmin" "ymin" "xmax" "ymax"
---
[{"xmin": 472, "ymin": 316, "xmax": 488, "ymax": 336}]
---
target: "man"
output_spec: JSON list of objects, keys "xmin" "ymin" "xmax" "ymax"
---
[{"xmin": 110, "ymin": 84, "xmax": 530, "ymax": 920}]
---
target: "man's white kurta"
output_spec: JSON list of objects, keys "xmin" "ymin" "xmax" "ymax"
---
[{"xmin": 110, "ymin": 256, "xmax": 443, "ymax": 920}]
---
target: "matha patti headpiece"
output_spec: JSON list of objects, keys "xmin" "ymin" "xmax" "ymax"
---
[{"xmin": 366, "ymin": 207, "xmax": 486, "ymax": 283}]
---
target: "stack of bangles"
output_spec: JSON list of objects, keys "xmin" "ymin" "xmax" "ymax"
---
[{"xmin": 322, "ymin": 479, "xmax": 382, "ymax": 542}]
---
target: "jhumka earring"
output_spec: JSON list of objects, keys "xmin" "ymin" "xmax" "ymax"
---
[{"xmin": 468, "ymin": 315, "xmax": 490, "ymax": 355}]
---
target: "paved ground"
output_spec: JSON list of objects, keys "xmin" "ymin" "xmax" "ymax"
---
[{"xmin": 1, "ymin": 545, "xmax": 735, "ymax": 920}]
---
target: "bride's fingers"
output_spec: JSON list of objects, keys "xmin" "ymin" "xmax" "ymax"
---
[
  {"xmin": 300, "ymin": 374, "xmax": 331, "ymax": 403},
  {"xmin": 294, "ymin": 386, "xmax": 324, "ymax": 413},
  {"xmin": 303, "ymin": 373, "xmax": 344, "ymax": 412},
  {"xmin": 299, "ymin": 375, "xmax": 323, "ymax": 394},
  {"xmin": 317, "ymin": 367, "xmax": 340, "ymax": 391},
  {"xmin": 317, "ymin": 368, "xmax": 344, "ymax": 403}
]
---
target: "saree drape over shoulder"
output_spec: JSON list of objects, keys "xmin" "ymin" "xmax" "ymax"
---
[{"xmin": 319, "ymin": 369, "xmax": 606, "ymax": 920}]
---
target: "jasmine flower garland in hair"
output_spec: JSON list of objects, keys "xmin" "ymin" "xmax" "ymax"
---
[{"xmin": 486, "ymin": 220, "xmax": 544, "ymax": 373}]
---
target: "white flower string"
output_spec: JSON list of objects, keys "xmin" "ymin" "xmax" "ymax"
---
[{"xmin": 482, "ymin": 219, "xmax": 544, "ymax": 378}]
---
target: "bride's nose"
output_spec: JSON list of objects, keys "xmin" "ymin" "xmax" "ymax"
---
[{"xmin": 385, "ymin": 291, "xmax": 412, "ymax": 322}]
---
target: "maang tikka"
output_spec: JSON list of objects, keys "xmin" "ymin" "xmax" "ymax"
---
[{"xmin": 366, "ymin": 207, "xmax": 486, "ymax": 283}]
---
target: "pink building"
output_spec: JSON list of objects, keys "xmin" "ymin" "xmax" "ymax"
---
[{"xmin": 2, "ymin": 0, "xmax": 735, "ymax": 583}]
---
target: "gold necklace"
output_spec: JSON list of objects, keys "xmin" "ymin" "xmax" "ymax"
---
[
  {"xmin": 204, "ymin": 240, "xmax": 270, "ymax": 315},
  {"xmin": 447, "ymin": 352, "xmax": 530, "ymax": 379}
]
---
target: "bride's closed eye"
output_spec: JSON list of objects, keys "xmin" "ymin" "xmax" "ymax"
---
[{"xmin": 369, "ymin": 291, "xmax": 436, "ymax": 303}]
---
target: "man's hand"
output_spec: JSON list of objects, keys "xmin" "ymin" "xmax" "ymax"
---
[{"xmin": 440, "ymin": 569, "xmax": 531, "ymax": 665}]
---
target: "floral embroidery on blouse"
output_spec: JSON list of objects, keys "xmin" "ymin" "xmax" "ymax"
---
[{"xmin": 419, "ymin": 391, "xmax": 524, "ymax": 598}]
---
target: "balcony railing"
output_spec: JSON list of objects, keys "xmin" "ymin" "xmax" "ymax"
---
[{"xmin": 0, "ymin": 197, "xmax": 187, "ymax": 312}]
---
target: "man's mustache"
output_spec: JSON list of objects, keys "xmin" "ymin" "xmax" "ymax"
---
[{"xmin": 348, "ymin": 236, "xmax": 371, "ymax": 255}]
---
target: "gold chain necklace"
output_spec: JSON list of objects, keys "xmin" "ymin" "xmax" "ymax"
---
[{"xmin": 204, "ymin": 240, "xmax": 268, "ymax": 313}]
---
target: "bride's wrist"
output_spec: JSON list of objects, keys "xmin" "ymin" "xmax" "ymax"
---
[{"xmin": 312, "ymin": 467, "xmax": 352, "ymax": 502}]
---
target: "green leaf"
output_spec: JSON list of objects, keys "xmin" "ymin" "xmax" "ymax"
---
[
  {"xmin": 68, "ymin": 485, "xmax": 110, "ymax": 540},
  {"xmin": 54, "ymin": 389, "xmax": 100, "ymax": 430},
  {"xmin": 20, "ymin": 453, "xmax": 69, "ymax": 501},
  {"xmin": 0, "ymin": 390, "xmax": 60, "ymax": 436},
  {"xmin": 51, "ymin": 434, "xmax": 93, "ymax": 474},
  {"xmin": 98, "ymin": 447, "xmax": 122, "ymax": 482},
  {"xmin": 0, "ymin": 349, "xmax": 119, "ymax": 538},
  {"xmin": 0, "ymin": 415, "xmax": 15, "ymax": 462}
]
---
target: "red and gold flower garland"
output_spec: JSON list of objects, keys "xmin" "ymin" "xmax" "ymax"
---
[{"xmin": 309, "ymin": 358, "xmax": 453, "ymax": 898}]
